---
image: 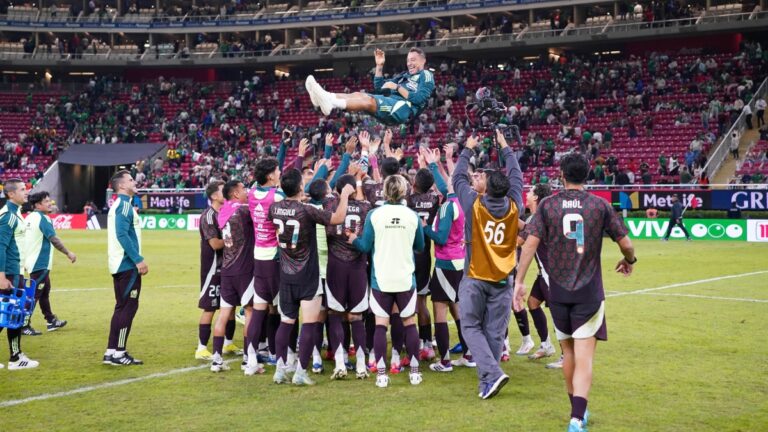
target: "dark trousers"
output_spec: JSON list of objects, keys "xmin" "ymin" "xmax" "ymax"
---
[
  {"xmin": 664, "ymin": 218, "xmax": 690, "ymax": 240},
  {"xmin": 0, "ymin": 275, "xmax": 24, "ymax": 359},
  {"xmin": 107, "ymin": 269, "xmax": 142, "ymax": 351},
  {"xmin": 30, "ymin": 270, "xmax": 55, "ymax": 323},
  {"xmin": 758, "ymin": 110, "xmax": 765, "ymax": 127},
  {"xmin": 745, "ymin": 113, "xmax": 753, "ymax": 130}
]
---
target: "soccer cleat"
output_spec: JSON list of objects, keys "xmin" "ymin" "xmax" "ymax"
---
[
  {"xmin": 8, "ymin": 354, "xmax": 39, "ymax": 370},
  {"xmin": 389, "ymin": 361, "xmax": 402, "ymax": 375},
  {"xmin": 21, "ymin": 326, "xmax": 42, "ymax": 336},
  {"xmin": 409, "ymin": 371, "xmax": 423, "ymax": 385},
  {"xmin": 451, "ymin": 355, "xmax": 477, "ymax": 368},
  {"xmin": 356, "ymin": 367, "xmax": 369, "ymax": 379},
  {"xmin": 368, "ymin": 360, "xmax": 377, "ymax": 373},
  {"xmin": 583, "ymin": 410, "xmax": 590, "ymax": 427},
  {"xmin": 401, "ymin": 356, "xmax": 410, "ymax": 368},
  {"xmin": 110, "ymin": 353, "xmax": 144, "ymax": 366},
  {"xmin": 429, "ymin": 361, "xmax": 453, "ymax": 373},
  {"xmin": 348, "ymin": 346, "xmax": 356, "ymax": 357},
  {"xmin": 480, "ymin": 374, "xmax": 509, "ymax": 400},
  {"xmin": 529, "ymin": 342, "xmax": 556, "ymax": 360},
  {"xmin": 222, "ymin": 343, "xmax": 243, "ymax": 356},
  {"xmin": 516, "ymin": 337, "xmax": 535, "ymax": 356},
  {"xmin": 102, "ymin": 354, "xmax": 113, "ymax": 365},
  {"xmin": 210, "ymin": 359, "xmax": 230, "ymax": 372},
  {"xmin": 546, "ymin": 355, "xmax": 564, "ymax": 369},
  {"xmin": 449, "ymin": 342, "xmax": 464, "ymax": 354},
  {"xmin": 195, "ymin": 348, "xmax": 213, "ymax": 360},
  {"xmin": 273, "ymin": 367, "xmax": 290, "ymax": 384},
  {"xmin": 46, "ymin": 316, "xmax": 67, "ymax": 332},
  {"xmin": 305, "ymin": 75, "xmax": 320, "ymax": 108},
  {"xmin": 375, "ymin": 374, "xmax": 389, "ymax": 388},
  {"xmin": 345, "ymin": 361, "xmax": 355, "ymax": 371},
  {"xmin": 312, "ymin": 362, "xmax": 324, "ymax": 374},
  {"xmin": 243, "ymin": 361, "xmax": 265, "ymax": 376},
  {"xmin": 235, "ymin": 307, "xmax": 246, "ymax": 325},
  {"xmin": 331, "ymin": 368, "xmax": 348, "ymax": 380},
  {"xmin": 419, "ymin": 347, "xmax": 436, "ymax": 361},
  {"xmin": 567, "ymin": 418, "xmax": 585, "ymax": 432},
  {"xmin": 266, "ymin": 355, "xmax": 278, "ymax": 366},
  {"xmin": 292, "ymin": 369, "xmax": 316, "ymax": 386},
  {"xmin": 324, "ymin": 350, "xmax": 334, "ymax": 361}
]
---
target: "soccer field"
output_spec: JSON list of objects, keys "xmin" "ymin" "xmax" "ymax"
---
[{"xmin": 1, "ymin": 231, "xmax": 766, "ymax": 432}]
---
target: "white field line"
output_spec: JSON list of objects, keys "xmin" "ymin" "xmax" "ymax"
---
[
  {"xmin": 605, "ymin": 270, "xmax": 768, "ymax": 298},
  {"xmin": 55, "ymin": 284, "xmax": 193, "ymax": 293},
  {"xmin": 2, "ymin": 271, "xmax": 765, "ymax": 408},
  {"xmin": 637, "ymin": 292, "xmax": 768, "ymax": 303},
  {"xmin": 0, "ymin": 360, "xmax": 238, "ymax": 409}
]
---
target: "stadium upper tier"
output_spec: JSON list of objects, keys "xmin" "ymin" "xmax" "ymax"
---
[
  {"xmin": 0, "ymin": 43, "xmax": 764, "ymax": 188},
  {"xmin": 0, "ymin": 1, "xmax": 763, "ymax": 67}
]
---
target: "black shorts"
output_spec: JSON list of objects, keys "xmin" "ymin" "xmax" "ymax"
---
[
  {"xmin": 428, "ymin": 268, "xmax": 462, "ymax": 303},
  {"xmin": 414, "ymin": 254, "xmax": 432, "ymax": 295},
  {"xmin": 370, "ymin": 288, "xmax": 417, "ymax": 318},
  {"xmin": 278, "ymin": 278, "xmax": 324, "ymax": 320},
  {"xmin": 198, "ymin": 273, "xmax": 221, "ymax": 311},
  {"xmin": 550, "ymin": 300, "xmax": 607, "ymax": 341},
  {"xmin": 220, "ymin": 273, "xmax": 254, "ymax": 308},
  {"xmin": 253, "ymin": 259, "xmax": 280, "ymax": 306},
  {"xmin": 529, "ymin": 274, "xmax": 550, "ymax": 305},
  {"xmin": 326, "ymin": 254, "xmax": 368, "ymax": 313}
]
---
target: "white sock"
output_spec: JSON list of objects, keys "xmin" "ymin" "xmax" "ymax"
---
[
  {"xmin": 198, "ymin": 343, "xmax": 208, "ymax": 351},
  {"xmin": 331, "ymin": 95, "xmax": 347, "ymax": 109},
  {"xmin": 114, "ymin": 350, "xmax": 125, "ymax": 358},
  {"xmin": 247, "ymin": 343, "xmax": 257, "ymax": 358},
  {"xmin": 523, "ymin": 335, "xmax": 533, "ymax": 343},
  {"xmin": 213, "ymin": 353, "xmax": 223, "ymax": 362},
  {"xmin": 224, "ymin": 338, "xmax": 233, "ymax": 346},
  {"xmin": 287, "ymin": 349, "xmax": 297, "ymax": 368},
  {"xmin": 391, "ymin": 349, "xmax": 400, "ymax": 365},
  {"xmin": 368, "ymin": 349, "xmax": 375, "ymax": 364},
  {"xmin": 334, "ymin": 345, "xmax": 345, "ymax": 370},
  {"xmin": 356, "ymin": 347, "xmax": 366, "ymax": 369},
  {"xmin": 312, "ymin": 346, "xmax": 322, "ymax": 365},
  {"xmin": 105, "ymin": 349, "xmax": 115, "ymax": 356}
]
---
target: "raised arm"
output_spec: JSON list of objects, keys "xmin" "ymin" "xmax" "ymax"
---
[
  {"xmin": 497, "ymin": 129, "xmax": 523, "ymax": 211},
  {"xmin": 453, "ymin": 136, "xmax": 479, "ymax": 212}
]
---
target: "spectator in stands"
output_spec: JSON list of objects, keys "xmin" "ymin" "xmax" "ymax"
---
[
  {"xmin": 730, "ymin": 130, "xmax": 741, "ymax": 160},
  {"xmin": 756, "ymin": 97, "xmax": 766, "ymax": 128},
  {"xmin": 744, "ymin": 103, "xmax": 753, "ymax": 130}
]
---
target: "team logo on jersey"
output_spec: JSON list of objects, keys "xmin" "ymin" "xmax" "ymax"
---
[{"xmin": 391, "ymin": 218, "xmax": 401, "ymax": 224}]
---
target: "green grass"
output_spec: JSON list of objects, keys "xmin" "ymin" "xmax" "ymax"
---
[{"xmin": 1, "ymin": 231, "xmax": 767, "ymax": 431}]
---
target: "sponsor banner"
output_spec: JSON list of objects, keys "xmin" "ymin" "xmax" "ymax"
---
[
  {"xmin": 87, "ymin": 215, "xmax": 108, "ymax": 230},
  {"xmin": 711, "ymin": 190, "xmax": 768, "ymax": 211},
  {"xmin": 624, "ymin": 218, "xmax": 746, "ymax": 241},
  {"xmin": 141, "ymin": 192, "xmax": 208, "ymax": 210},
  {"xmin": 21, "ymin": 213, "xmax": 87, "ymax": 230},
  {"xmin": 139, "ymin": 214, "xmax": 189, "ymax": 230},
  {"xmin": 616, "ymin": 190, "xmax": 709, "ymax": 210},
  {"xmin": 746, "ymin": 220, "xmax": 768, "ymax": 242},
  {"xmin": 187, "ymin": 214, "xmax": 201, "ymax": 231}
]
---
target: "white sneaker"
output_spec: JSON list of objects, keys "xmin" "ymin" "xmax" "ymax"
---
[
  {"xmin": 210, "ymin": 359, "xmax": 230, "ymax": 373},
  {"xmin": 546, "ymin": 354, "xmax": 564, "ymax": 369},
  {"xmin": 7, "ymin": 354, "xmax": 39, "ymax": 370},
  {"xmin": 292, "ymin": 369, "xmax": 316, "ymax": 386},
  {"xmin": 243, "ymin": 360, "xmax": 265, "ymax": 376},
  {"xmin": 356, "ymin": 367, "xmax": 369, "ymax": 379},
  {"xmin": 409, "ymin": 371, "xmax": 423, "ymax": 385},
  {"xmin": 273, "ymin": 366, "xmax": 290, "ymax": 384},
  {"xmin": 451, "ymin": 355, "xmax": 477, "ymax": 368},
  {"xmin": 331, "ymin": 368, "xmax": 348, "ymax": 380},
  {"xmin": 305, "ymin": 75, "xmax": 320, "ymax": 108},
  {"xmin": 429, "ymin": 361, "xmax": 454, "ymax": 372},
  {"xmin": 308, "ymin": 79, "xmax": 334, "ymax": 116},
  {"xmin": 516, "ymin": 336, "xmax": 535, "ymax": 356},
  {"xmin": 529, "ymin": 341, "xmax": 556, "ymax": 360},
  {"xmin": 0, "ymin": 362, "xmax": 4, "ymax": 369},
  {"xmin": 375, "ymin": 374, "xmax": 389, "ymax": 388}
]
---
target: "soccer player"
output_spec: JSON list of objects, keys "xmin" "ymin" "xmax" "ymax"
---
[
  {"xmin": 195, "ymin": 181, "xmax": 239, "ymax": 361},
  {"xmin": 407, "ymin": 163, "xmax": 440, "ymax": 362},
  {"xmin": 0, "ymin": 178, "xmax": 37, "ymax": 370},
  {"xmin": 662, "ymin": 194, "xmax": 691, "ymax": 241},
  {"xmin": 22, "ymin": 191, "xmax": 76, "ymax": 335},
  {"xmin": 248, "ymin": 157, "xmax": 286, "ymax": 369},
  {"xmin": 270, "ymin": 169, "xmax": 355, "ymax": 386},
  {"xmin": 305, "ymin": 48, "xmax": 435, "ymax": 125},
  {"xmin": 514, "ymin": 153, "xmax": 636, "ymax": 432},
  {"xmin": 453, "ymin": 130, "xmax": 523, "ymax": 399},
  {"xmin": 104, "ymin": 170, "xmax": 148, "ymax": 366},
  {"xmin": 417, "ymin": 149, "xmax": 474, "ymax": 373},
  {"xmin": 348, "ymin": 174, "xmax": 426, "ymax": 388},
  {"xmin": 516, "ymin": 184, "xmax": 557, "ymax": 362},
  {"xmin": 322, "ymin": 170, "xmax": 372, "ymax": 379},
  {"xmin": 210, "ymin": 180, "xmax": 255, "ymax": 373}
]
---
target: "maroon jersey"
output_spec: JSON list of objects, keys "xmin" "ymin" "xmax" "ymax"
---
[
  {"xmin": 324, "ymin": 196, "xmax": 372, "ymax": 263},
  {"xmin": 221, "ymin": 205, "xmax": 255, "ymax": 277},
  {"xmin": 520, "ymin": 216, "xmax": 550, "ymax": 277},
  {"xmin": 407, "ymin": 191, "xmax": 440, "ymax": 261},
  {"xmin": 269, "ymin": 199, "xmax": 333, "ymax": 283},
  {"xmin": 527, "ymin": 189, "xmax": 627, "ymax": 304},
  {"xmin": 199, "ymin": 206, "xmax": 223, "ymax": 283},
  {"xmin": 363, "ymin": 182, "xmax": 385, "ymax": 208}
]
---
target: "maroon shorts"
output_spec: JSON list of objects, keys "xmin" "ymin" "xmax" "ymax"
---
[
  {"xmin": 220, "ymin": 273, "xmax": 254, "ymax": 308},
  {"xmin": 370, "ymin": 288, "xmax": 417, "ymax": 319},
  {"xmin": 529, "ymin": 274, "xmax": 550, "ymax": 305},
  {"xmin": 253, "ymin": 259, "xmax": 279, "ymax": 306},
  {"xmin": 414, "ymin": 253, "xmax": 432, "ymax": 295},
  {"xmin": 428, "ymin": 268, "xmax": 462, "ymax": 303},
  {"xmin": 279, "ymin": 278, "xmax": 323, "ymax": 320},
  {"xmin": 326, "ymin": 254, "xmax": 368, "ymax": 313},
  {"xmin": 550, "ymin": 300, "xmax": 607, "ymax": 341},
  {"xmin": 198, "ymin": 273, "xmax": 221, "ymax": 311}
]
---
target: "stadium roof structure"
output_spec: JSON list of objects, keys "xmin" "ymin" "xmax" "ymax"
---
[{"xmin": 57, "ymin": 143, "xmax": 166, "ymax": 166}]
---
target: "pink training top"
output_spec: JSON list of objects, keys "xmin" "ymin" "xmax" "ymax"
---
[
  {"xmin": 433, "ymin": 196, "xmax": 466, "ymax": 262},
  {"xmin": 249, "ymin": 186, "xmax": 280, "ymax": 251},
  {"xmin": 217, "ymin": 200, "xmax": 242, "ymax": 229}
]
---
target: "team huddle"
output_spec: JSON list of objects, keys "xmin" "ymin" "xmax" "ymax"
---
[{"xmin": 0, "ymin": 47, "xmax": 637, "ymax": 432}]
